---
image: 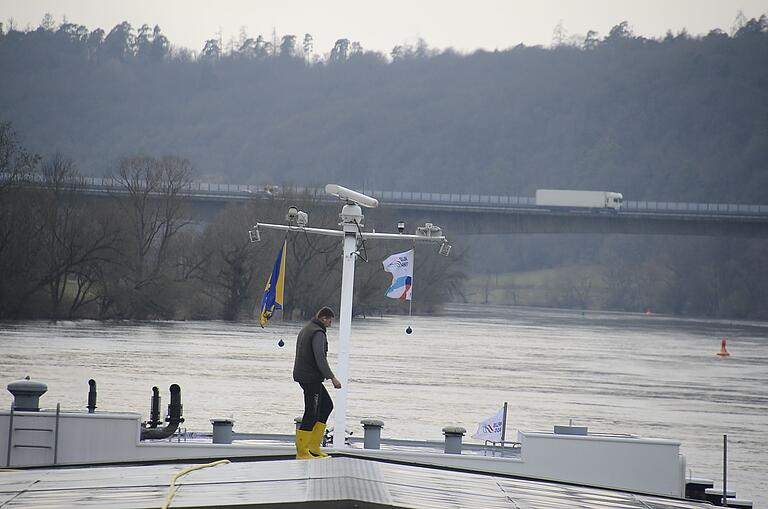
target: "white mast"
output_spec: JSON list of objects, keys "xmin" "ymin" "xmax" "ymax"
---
[{"xmin": 334, "ymin": 201, "xmax": 361, "ymax": 444}]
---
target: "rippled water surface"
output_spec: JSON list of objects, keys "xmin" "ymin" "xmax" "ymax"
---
[{"xmin": 1, "ymin": 304, "xmax": 766, "ymax": 506}]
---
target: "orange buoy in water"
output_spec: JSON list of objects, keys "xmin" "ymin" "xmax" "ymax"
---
[{"xmin": 717, "ymin": 338, "xmax": 730, "ymax": 357}]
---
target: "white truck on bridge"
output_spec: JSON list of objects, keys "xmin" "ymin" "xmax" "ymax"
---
[{"xmin": 535, "ymin": 189, "xmax": 624, "ymax": 211}]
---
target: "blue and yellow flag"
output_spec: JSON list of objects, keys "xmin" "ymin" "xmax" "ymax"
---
[{"xmin": 259, "ymin": 240, "xmax": 286, "ymax": 327}]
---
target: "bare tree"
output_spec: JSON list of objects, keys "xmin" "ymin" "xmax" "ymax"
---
[
  {"xmin": 33, "ymin": 155, "xmax": 122, "ymax": 318},
  {"xmin": 552, "ymin": 20, "xmax": 567, "ymax": 47},
  {"xmin": 113, "ymin": 155, "xmax": 193, "ymax": 318},
  {"xmin": 0, "ymin": 122, "xmax": 38, "ymax": 191},
  {"xmin": 413, "ymin": 244, "xmax": 467, "ymax": 313},
  {"xmin": 598, "ymin": 239, "xmax": 649, "ymax": 310},
  {"xmin": 196, "ymin": 203, "xmax": 267, "ymax": 320},
  {"xmin": 36, "ymin": 155, "xmax": 80, "ymax": 316},
  {"xmin": 0, "ymin": 123, "xmax": 40, "ymax": 317},
  {"xmin": 0, "ymin": 188, "xmax": 43, "ymax": 317},
  {"xmin": 731, "ymin": 10, "xmax": 747, "ymax": 36},
  {"xmin": 556, "ymin": 270, "xmax": 594, "ymax": 310}
]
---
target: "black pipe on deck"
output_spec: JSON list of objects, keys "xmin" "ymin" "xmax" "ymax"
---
[
  {"xmin": 87, "ymin": 379, "xmax": 97, "ymax": 414},
  {"xmin": 148, "ymin": 386, "xmax": 161, "ymax": 428},
  {"xmin": 140, "ymin": 384, "xmax": 184, "ymax": 440}
]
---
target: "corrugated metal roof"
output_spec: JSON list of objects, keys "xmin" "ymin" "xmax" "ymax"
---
[{"xmin": 0, "ymin": 457, "xmax": 714, "ymax": 508}]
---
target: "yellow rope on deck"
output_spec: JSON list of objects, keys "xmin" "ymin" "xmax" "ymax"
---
[{"xmin": 161, "ymin": 459, "xmax": 231, "ymax": 509}]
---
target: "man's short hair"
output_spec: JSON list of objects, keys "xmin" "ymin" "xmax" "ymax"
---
[{"xmin": 316, "ymin": 307, "xmax": 335, "ymax": 319}]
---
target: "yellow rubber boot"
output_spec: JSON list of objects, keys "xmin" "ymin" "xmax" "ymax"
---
[
  {"xmin": 295, "ymin": 430, "xmax": 314, "ymax": 459},
  {"xmin": 308, "ymin": 422, "xmax": 329, "ymax": 458}
]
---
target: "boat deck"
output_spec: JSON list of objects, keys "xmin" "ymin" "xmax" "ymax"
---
[{"xmin": 0, "ymin": 456, "xmax": 715, "ymax": 508}]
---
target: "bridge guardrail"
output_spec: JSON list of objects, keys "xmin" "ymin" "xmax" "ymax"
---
[
  {"xmin": 625, "ymin": 200, "xmax": 768, "ymax": 215},
  {"xmin": 6, "ymin": 175, "xmax": 768, "ymax": 216}
]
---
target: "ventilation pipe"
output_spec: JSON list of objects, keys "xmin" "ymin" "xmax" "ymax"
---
[
  {"xmin": 140, "ymin": 384, "xmax": 183, "ymax": 440},
  {"xmin": 87, "ymin": 379, "xmax": 97, "ymax": 413},
  {"xmin": 147, "ymin": 386, "xmax": 161, "ymax": 428},
  {"xmin": 7, "ymin": 376, "xmax": 47, "ymax": 411}
]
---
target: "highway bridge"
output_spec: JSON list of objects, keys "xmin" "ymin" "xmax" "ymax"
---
[{"xmin": 40, "ymin": 177, "xmax": 768, "ymax": 238}]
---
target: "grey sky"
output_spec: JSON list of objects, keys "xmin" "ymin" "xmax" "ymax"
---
[{"xmin": 3, "ymin": 1, "xmax": 765, "ymax": 55}]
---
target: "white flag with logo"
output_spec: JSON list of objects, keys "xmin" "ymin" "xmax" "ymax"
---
[
  {"xmin": 382, "ymin": 249, "xmax": 413, "ymax": 300},
  {"xmin": 471, "ymin": 407, "xmax": 505, "ymax": 442}
]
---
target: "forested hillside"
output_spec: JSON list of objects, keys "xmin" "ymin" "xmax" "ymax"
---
[
  {"xmin": 2, "ymin": 15, "xmax": 768, "ymax": 320},
  {"xmin": 1, "ymin": 16, "xmax": 767, "ymax": 201}
]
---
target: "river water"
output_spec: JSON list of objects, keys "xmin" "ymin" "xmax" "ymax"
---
[{"xmin": 1, "ymin": 304, "xmax": 766, "ymax": 506}]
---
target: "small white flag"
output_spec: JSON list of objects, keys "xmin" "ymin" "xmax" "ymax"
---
[
  {"xmin": 471, "ymin": 408, "xmax": 505, "ymax": 442},
  {"xmin": 382, "ymin": 249, "xmax": 413, "ymax": 300}
]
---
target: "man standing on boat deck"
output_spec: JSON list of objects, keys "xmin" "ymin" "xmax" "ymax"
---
[{"xmin": 293, "ymin": 306, "xmax": 341, "ymax": 459}]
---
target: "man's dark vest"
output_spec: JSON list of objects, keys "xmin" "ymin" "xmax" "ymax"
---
[{"xmin": 293, "ymin": 318, "xmax": 329, "ymax": 382}]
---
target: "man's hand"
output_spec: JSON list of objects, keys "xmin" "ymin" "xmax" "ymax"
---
[{"xmin": 331, "ymin": 376, "xmax": 342, "ymax": 389}]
